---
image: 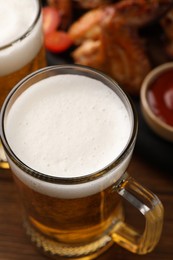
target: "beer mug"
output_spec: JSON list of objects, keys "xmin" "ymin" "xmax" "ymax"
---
[
  {"xmin": 0, "ymin": 65, "xmax": 164, "ymax": 259},
  {"xmin": 0, "ymin": 0, "xmax": 46, "ymax": 168}
]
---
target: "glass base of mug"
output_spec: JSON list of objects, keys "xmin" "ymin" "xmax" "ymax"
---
[
  {"xmin": 24, "ymin": 219, "xmax": 114, "ymax": 260},
  {"xmin": 0, "ymin": 142, "xmax": 9, "ymax": 169}
]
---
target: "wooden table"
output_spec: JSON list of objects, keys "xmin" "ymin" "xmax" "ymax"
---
[{"xmin": 0, "ymin": 148, "xmax": 172, "ymax": 260}]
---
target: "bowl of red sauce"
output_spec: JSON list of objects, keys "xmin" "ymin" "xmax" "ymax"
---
[{"xmin": 140, "ymin": 62, "xmax": 173, "ymax": 142}]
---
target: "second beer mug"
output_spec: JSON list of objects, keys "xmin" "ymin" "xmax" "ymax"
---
[
  {"xmin": 0, "ymin": 0, "xmax": 46, "ymax": 168},
  {"xmin": 0, "ymin": 65, "xmax": 164, "ymax": 259}
]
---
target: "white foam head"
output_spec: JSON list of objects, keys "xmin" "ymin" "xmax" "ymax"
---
[
  {"xmin": 5, "ymin": 74, "xmax": 134, "ymax": 198},
  {"xmin": 0, "ymin": 0, "xmax": 43, "ymax": 76}
]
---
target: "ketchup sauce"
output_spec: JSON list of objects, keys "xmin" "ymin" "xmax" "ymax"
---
[{"xmin": 147, "ymin": 69, "xmax": 173, "ymax": 127}]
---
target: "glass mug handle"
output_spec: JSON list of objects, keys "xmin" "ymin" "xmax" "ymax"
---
[{"xmin": 112, "ymin": 172, "xmax": 164, "ymax": 254}]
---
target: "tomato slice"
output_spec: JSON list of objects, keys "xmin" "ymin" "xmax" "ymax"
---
[
  {"xmin": 42, "ymin": 7, "xmax": 60, "ymax": 35},
  {"xmin": 45, "ymin": 31, "xmax": 73, "ymax": 53}
]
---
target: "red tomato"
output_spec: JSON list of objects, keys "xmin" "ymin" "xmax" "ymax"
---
[
  {"xmin": 42, "ymin": 7, "xmax": 60, "ymax": 35},
  {"xmin": 45, "ymin": 31, "xmax": 73, "ymax": 53}
]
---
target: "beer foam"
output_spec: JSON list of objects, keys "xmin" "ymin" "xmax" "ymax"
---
[
  {"xmin": 5, "ymin": 74, "xmax": 133, "ymax": 198},
  {"xmin": 0, "ymin": 0, "xmax": 43, "ymax": 76},
  {"xmin": 8, "ymin": 152, "xmax": 132, "ymax": 199}
]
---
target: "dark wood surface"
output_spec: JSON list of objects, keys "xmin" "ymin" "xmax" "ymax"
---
[{"xmin": 0, "ymin": 149, "xmax": 172, "ymax": 260}]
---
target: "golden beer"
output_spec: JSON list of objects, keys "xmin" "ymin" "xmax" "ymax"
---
[
  {"xmin": 14, "ymin": 174, "xmax": 123, "ymax": 245},
  {"xmin": 0, "ymin": 46, "xmax": 46, "ymax": 107}
]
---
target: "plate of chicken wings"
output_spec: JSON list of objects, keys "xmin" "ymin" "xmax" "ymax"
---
[{"xmin": 45, "ymin": 0, "xmax": 173, "ymax": 170}]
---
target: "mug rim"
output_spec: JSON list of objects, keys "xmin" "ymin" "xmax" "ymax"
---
[
  {"xmin": 0, "ymin": 0, "xmax": 41, "ymax": 50},
  {"xmin": 0, "ymin": 64, "xmax": 138, "ymax": 184}
]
